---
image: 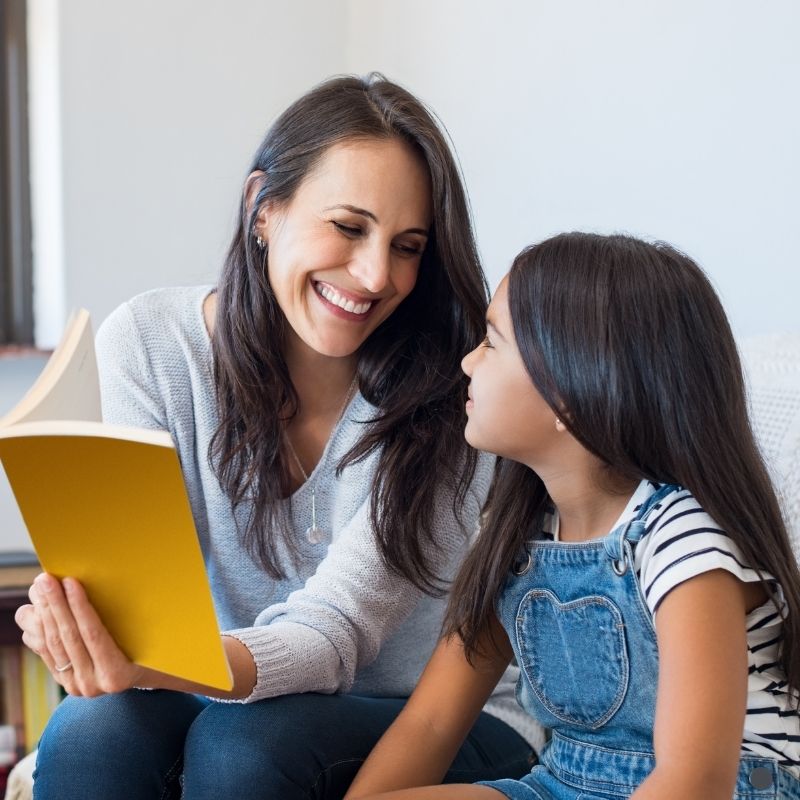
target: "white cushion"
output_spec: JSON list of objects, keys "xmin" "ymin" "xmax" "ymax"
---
[
  {"xmin": 740, "ymin": 334, "xmax": 800, "ymax": 556},
  {"xmin": 4, "ymin": 750, "xmax": 35, "ymax": 800}
]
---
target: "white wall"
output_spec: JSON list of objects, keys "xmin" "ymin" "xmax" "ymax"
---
[
  {"xmin": 31, "ymin": 0, "xmax": 348, "ymax": 346},
  {"xmin": 32, "ymin": 0, "xmax": 800, "ymax": 341},
  {"xmin": 346, "ymin": 0, "xmax": 800, "ymax": 338},
  {"xmin": 1, "ymin": 0, "xmax": 349, "ymax": 553},
  {"xmin": 5, "ymin": 0, "xmax": 798, "ymax": 552}
]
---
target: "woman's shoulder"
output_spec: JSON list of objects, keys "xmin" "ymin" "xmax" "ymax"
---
[
  {"xmin": 96, "ymin": 285, "xmax": 213, "ymax": 367},
  {"xmin": 95, "ymin": 286, "xmax": 215, "ymax": 410},
  {"xmin": 97, "ymin": 285, "xmax": 213, "ymax": 346}
]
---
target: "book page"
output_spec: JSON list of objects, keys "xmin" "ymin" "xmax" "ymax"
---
[{"xmin": 0, "ymin": 309, "xmax": 101, "ymax": 427}]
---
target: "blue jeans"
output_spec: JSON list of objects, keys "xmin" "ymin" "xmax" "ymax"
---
[{"xmin": 33, "ymin": 690, "xmax": 534, "ymax": 799}]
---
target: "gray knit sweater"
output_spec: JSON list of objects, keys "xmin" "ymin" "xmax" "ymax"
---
[{"xmin": 95, "ymin": 285, "xmax": 545, "ymax": 750}]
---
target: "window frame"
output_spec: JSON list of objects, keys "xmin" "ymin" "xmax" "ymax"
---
[{"xmin": 1, "ymin": 0, "xmax": 33, "ymax": 346}]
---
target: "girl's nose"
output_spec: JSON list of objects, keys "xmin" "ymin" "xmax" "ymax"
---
[{"xmin": 461, "ymin": 346, "xmax": 478, "ymax": 376}]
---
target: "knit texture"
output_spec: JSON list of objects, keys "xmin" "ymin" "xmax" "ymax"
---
[
  {"xmin": 741, "ymin": 334, "xmax": 800, "ymax": 553},
  {"xmin": 95, "ymin": 285, "xmax": 546, "ymax": 751}
]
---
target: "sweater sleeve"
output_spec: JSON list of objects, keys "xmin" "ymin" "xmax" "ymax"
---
[{"xmin": 222, "ymin": 451, "xmax": 495, "ymax": 702}]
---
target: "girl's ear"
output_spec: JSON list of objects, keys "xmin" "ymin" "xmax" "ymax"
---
[
  {"xmin": 555, "ymin": 417, "xmax": 568, "ymax": 432},
  {"xmin": 243, "ymin": 170, "xmax": 273, "ymax": 243}
]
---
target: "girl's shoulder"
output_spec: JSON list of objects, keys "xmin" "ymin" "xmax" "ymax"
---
[{"xmin": 631, "ymin": 484, "xmax": 766, "ymax": 616}]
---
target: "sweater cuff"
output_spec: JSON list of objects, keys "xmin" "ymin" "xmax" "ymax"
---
[{"xmin": 218, "ymin": 622, "xmax": 343, "ymax": 703}]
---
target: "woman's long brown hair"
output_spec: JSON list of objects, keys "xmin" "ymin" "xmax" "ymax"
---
[
  {"xmin": 210, "ymin": 74, "xmax": 487, "ymax": 593},
  {"xmin": 445, "ymin": 232, "xmax": 800, "ymax": 700}
]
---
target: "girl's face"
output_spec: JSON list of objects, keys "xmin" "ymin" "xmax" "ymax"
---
[
  {"xmin": 256, "ymin": 137, "xmax": 432, "ymax": 360},
  {"xmin": 462, "ymin": 277, "xmax": 561, "ymax": 465}
]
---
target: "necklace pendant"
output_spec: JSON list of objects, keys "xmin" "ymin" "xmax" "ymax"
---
[{"xmin": 306, "ymin": 524, "xmax": 326, "ymax": 545}]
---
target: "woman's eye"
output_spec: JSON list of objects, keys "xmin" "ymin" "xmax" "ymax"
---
[
  {"xmin": 333, "ymin": 222, "xmax": 362, "ymax": 236},
  {"xmin": 394, "ymin": 242, "xmax": 423, "ymax": 256},
  {"xmin": 481, "ymin": 335, "xmax": 493, "ymax": 349}
]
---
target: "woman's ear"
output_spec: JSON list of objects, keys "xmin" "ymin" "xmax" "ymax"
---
[
  {"xmin": 555, "ymin": 417, "xmax": 568, "ymax": 432},
  {"xmin": 243, "ymin": 170, "xmax": 271, "ymax": 243}
]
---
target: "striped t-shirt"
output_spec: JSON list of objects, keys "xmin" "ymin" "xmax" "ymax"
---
[{"xmin": 544, "ymin": 480, "xmax": 800, "ymax": 774}]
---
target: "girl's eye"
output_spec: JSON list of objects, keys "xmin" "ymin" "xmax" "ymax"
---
[
  {"xmin": 333, "ymin": 222, "xmax": 362, "ymax": 237},
  {"xmin": 481, "ymin": 335, "xmax": 493, "ymax": 349}
]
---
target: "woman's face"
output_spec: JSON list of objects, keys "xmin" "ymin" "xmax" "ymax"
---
[
  {"xmin": 461, "ymin": 277, "xmax": 561, "ymax": 465},
  {"xmin": 256, "ymin": 137, "xmax": 432, "ymax": 359}
]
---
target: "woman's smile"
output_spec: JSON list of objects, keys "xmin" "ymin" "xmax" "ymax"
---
[{"xmin": 312, "ymin": 279, "xmax": 378, "ymax": 320}]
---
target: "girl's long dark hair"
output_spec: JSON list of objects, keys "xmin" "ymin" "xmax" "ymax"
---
[
  {"xmin": 210, "ymin": 74, "xmax": 486, "ymax": 593},
  {"xmin": 445, "ymin": 232, "xmax": 800, "ymax": 697}
]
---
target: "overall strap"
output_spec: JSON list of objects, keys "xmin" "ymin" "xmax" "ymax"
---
[{"xmin": 603, "ymin": 483, "xmax": 681, "ymax": 569}]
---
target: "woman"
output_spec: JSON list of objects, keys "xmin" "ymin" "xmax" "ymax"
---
[{"xmin": 16, "ymin": 74, "xmax": 543, "ymax": 799}]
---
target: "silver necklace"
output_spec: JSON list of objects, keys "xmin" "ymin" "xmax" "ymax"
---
[{"xmin": 284, "ymin": 375, "xmax": 357, "ymax": 544}]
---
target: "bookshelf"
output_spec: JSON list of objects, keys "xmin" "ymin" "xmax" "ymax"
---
[
  {"xmin": 0, "ymin": 561, "xmax": 62, "ymax": 792},
  {"xmin": 0, "ymin": 587, "xmax": 26, "ymax": 645}
]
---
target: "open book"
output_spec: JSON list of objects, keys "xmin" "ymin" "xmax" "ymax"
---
[{"xmin": 0, "ymin": 310, "xmax": 232, "ymax": 690}]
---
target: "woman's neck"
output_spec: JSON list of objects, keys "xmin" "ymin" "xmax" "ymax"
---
[
  {"xmin": 283, "ymin": 330, "xmax": 358, "ymax": 420},
  {"xmin": 204, "ymin": 291, "xmax": 357, "ymax": 419}
]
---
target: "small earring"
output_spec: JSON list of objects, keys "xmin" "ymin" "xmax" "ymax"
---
[
  {"xmin": 555, "ymin": 417, "xmax": 564, "ymax": 430},
  {"xmin": 256, "ymin": 236, "xmax": 265, "ymax": 249}
]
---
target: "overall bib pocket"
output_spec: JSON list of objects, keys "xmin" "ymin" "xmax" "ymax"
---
[{"xmin": 516, "ymin": 589, "xmax": 630, "ymax": 730}]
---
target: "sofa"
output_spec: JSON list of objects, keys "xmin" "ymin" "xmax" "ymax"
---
[{"xmin": 5, "ymin": 334, "xmax": 800, "ymax": 800}]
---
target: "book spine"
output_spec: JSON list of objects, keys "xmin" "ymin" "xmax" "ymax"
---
[
  {"xmin": 0, "ymin": 646, "xmax": 25, "ymax": 760},
  {"xmin": 21, "ymin": 648, "xmax": 60, "ymax": 753}
]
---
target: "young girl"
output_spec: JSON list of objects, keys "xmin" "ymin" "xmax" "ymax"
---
[{"xmin": 345, "ymin": 232, "xmax": 800, "ymax": 800}]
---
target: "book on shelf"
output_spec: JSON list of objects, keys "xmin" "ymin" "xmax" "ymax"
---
[
  {"xmin": 0, "ymin": 644, "xmax": 61, "ymax": 761},
  {"xmin": 0, "ymin": 644, "xmax": 28, "ymax": 761},
  {"xmin": 0, "ymin": 310, "xmax": 232, "ymax": 691}
]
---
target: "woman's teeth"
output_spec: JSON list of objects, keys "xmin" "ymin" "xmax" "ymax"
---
[{"xmin": 315, "ymin": 283, "xmax": 373, "ymax": 315}]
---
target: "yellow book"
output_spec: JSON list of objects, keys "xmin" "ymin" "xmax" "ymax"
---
[{"xmin": 0, "ymin": 311, "xmax": 232, "ymax": 691}]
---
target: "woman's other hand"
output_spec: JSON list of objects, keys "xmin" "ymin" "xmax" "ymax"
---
[{"xmin": 15, "ymin": 572, "xmax": 145, "ymax": 696}]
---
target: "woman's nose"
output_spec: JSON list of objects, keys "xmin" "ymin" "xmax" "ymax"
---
[{"xmin": 349, "ymin": 241, "xmax": 392, "ymax": 294}]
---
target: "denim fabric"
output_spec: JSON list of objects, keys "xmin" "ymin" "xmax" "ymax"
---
[
  {"xmin": 33, "ymin": 690, "xmax": 533, "ymax": 799},
  {"xmin": 480, "ymin": 485, "xmax": 800, "ymax": 799}
]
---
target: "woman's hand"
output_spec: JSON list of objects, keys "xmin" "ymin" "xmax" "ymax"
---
[
  {"xmin": 15, "ymin": 573, "xmax": 146, "ymax": 697},
  {"xmin": 16, "ymin": 572, "xmax": 257, "ymax": 700}
]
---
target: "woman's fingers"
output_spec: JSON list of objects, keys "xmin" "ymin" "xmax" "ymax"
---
[
  {"xmin": 41, "ymin": 576, "xmax": 97, "ymax": 689},
  {"xmin": 31, "ymin": 575, "xmax": 81, "ymax": 692},
  {"xmin": 15, "ymin": 602, "xmax": 45, "ymax": 653},
  {"xmin": 63, "ymin": 577, "xmax": 140, "ymax": 692},
  {"xmin": 21, "ymin": 574, "xmax": 139, "ymax": 696}
]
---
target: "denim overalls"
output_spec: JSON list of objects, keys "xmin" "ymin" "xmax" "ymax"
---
[{"xmin": 479, "ymin": 484, "xmax": 800, "ymax": 799}]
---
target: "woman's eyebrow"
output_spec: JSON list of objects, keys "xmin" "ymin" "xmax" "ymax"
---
[
  {"xmin": 324, "ymin": 204, "xmax": 378, "ymax": 221},
  {"xmin": 323, "ymin": 204, "xmax": 429, "ymax": 237}
]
